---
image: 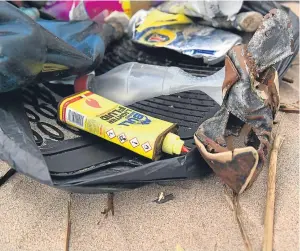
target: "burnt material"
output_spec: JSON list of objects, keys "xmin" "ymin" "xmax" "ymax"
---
[{"xmin": 195, "ymin": 9, "xmax": 294, "ymax": 194}]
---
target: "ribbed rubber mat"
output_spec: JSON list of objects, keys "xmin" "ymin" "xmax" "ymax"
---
[
  {"xmin": 97, "ymin": 37, "xmax": 223, "ymax": 75},
  {"xmin": 22, "ymin": 37, "xmax": 221, "ymax": 176}
]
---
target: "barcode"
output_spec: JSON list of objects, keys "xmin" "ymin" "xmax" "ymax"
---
[{"xmin": 67, "ymin": 109, "xmax": 85, "ymax": 128}]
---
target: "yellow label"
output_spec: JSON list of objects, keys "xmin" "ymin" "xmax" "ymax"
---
[
  {"xmin": 42, "ymin": 63, "xmax": 69, "ymax": 72},
  {"xmin": 136, "ymin": 9, "xmax": 192, "ymax": 33},
  {"xmin": 58, "ymin": 91, "xmax": 176, "ymax": 160}
]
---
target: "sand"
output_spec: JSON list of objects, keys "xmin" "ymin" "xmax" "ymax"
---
[{"xmin": 0, "ymin": 4, "xmax": 299, "ymax": 250}]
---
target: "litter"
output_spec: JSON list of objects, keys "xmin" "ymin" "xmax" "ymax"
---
[
  {"xmin": 279, "ymin": 101, "xmax": 300, "ymax": 114},
  {"xmin": 19, "ymin": 6, "xmax": 40, "ymax": 20},
  {"xmin": 157, "ymin": 1, "xmax": 263, "ymax": 32},
  {"xmin": 42, "ymin": 0, "xmax": 160, "ymax": 21},
  {"xmin": 68, "ymin": 1, "xmax": 124, "ymax": 21},
  {"xmin": 0, "ymin": 1, "xmax": 298, "ymax": 193},
  {"xmin": 194, "ymin": 9, "xmax": 294, "ymax": 194},
  {"xmin": 129, "ymin": 9, "xmax": 242, "ymax": 64},
  {"xmin": 0, "ymin": 2, "xmax": 123, "ymax": 93},
  {"xmin": 157, "ymin": 0, "xmax": 243, "ymax": 21},
  {"xmin": 72, "ymin": 62, "xmax": 225, "ymax": 105},
  {"xmin": 153, "ymin": 192, "xmax": 175, "ymax": 204},
  {"xmin": 0, "ymin": 169, "xmax": 16, "ymax": 187},
  {"xmin": 101, "ymin": 193, "xmax": 115, "ymax": 218},
  {"xmin": 58, "ymin": 91, "xmax": 187, "ymax": 160},
  {"xmin": 282, "ymin": 76, "xmax": 294, "ymax": 83},
  {"xmin": 42, "ymin": 1, "xmax": 73, "ymax": 20}
]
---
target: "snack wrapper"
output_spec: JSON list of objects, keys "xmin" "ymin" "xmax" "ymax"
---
[{"xmin": 129, "ymin": 10, "xmax": 242, "ymax": 64}]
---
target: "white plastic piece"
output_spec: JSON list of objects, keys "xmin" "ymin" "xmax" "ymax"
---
[{"xmin": 87, "ymin": 62, "xmax": 225, "ymax": 105}]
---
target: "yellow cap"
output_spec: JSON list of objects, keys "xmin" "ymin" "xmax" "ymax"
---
[{"xmin": 162, "ymin": 133, "xmax": 184, "ymax": 155}]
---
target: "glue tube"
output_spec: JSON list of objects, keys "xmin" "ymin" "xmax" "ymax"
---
[{"xmin": 58, "ymin": 91, "xmax": 185, "ymax": 160}]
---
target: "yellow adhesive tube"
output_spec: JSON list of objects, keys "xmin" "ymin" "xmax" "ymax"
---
[{"xmin": 58, "ymin": 91, "xmax": 184, "ymax": 160}]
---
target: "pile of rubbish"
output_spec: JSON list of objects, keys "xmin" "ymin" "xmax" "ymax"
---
[{"xmin": 0, "ymin": 1, "xmax": 299, "ymax": 194}]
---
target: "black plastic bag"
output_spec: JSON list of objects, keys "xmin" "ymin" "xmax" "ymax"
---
[
  {"xmin": 0, "ymin": 2, "xmax": 122, "ymax": 93},
  {"xmin": 0, "ymin": 1, "xmax": 298, "ymax": 193}
]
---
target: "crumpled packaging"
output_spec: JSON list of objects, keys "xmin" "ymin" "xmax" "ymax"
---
[
  {"xmin": 157, "ymin": 0, "xmax": 243, "ymax": 21},
  {"xmin": 129, "ymin": 9, "xmax": 242, "ymax": 64}
]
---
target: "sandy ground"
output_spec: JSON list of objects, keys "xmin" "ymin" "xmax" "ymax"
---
[{"xmin": 0, "ymin": 4, "xmax": 299, "ymax": 251}]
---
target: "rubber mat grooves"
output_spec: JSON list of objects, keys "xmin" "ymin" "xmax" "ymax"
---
[
  {"xmin": 23, "ymin": 36, "xmax": 220, "ymax": 176},
  {"xmin": 96, "ymin": 37, "xmax": 223, "ymax": 75}
]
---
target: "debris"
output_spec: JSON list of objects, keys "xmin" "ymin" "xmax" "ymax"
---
[
  {"xmin": 101, "ymin": 193, "xmax": 115, "ymax": 218},
  {"xmin": 58, "ymin": 91, "xmax": 186, "ymax": 160},
  {"xmin": 0, "ymin": 168, "xmax": 16, "ymax": 187},
  {"xmin": 65, "ymin": 197, "xmax": 72, "ymax": 251},
  {"xmin": 233, "ymin": 11, "xmax": 263, "ymax": 32},
  {"xmin": 157, "ymin": 1, "xmax": 263, "ymax": 32},
  {"xmin": 0, "ymin": 1, "xmax": 297, "ymax": 193},
  {"xmin": 194, "ymin": 9, "xmax": 294, "ymax": 194},
  {"xmin": 181, "ymin": 146, "xmax": 190, "ymax": 154},
  {"xmin": 263, "ymin": 135, "xmax": 285, "ymax": 251},
  {"xmin": 279, "ymin": 101, "xmax": 300, "ymax": 114},
  {"xmin": 42, "ymin": 0, "xmax": 158, "ymax": 21},
  {"xmin": 153, "ymin": 192, "xmax": 174, "ymax": 204},
  {"xmin": 69, "ymin": 1, "xmax": 123, "ymax": 21},
  {"xmin": 224, "ymin": 185, "xmax": 253, "ymax": 251},
  {"xmin": 0, "ymin": 1, "xmax": 123, "ymax": 93},
  {"xmin": 282, "ymin": 77, "xmax": 294, "ymax": 83},
  {"xmin": 157, "ymin": 0, "xmax": 243, "ymax": 21},
  {"xmin": 73, "ymin": 62, "xmax": 225, "ymax": 105},
  {"xmin": 247, "ymin": 9, "xmax": 294, "ymax": 74},
  {"xmin": 129, "ymin": 9, "xmax": 242, "ymax": 64},
  {"xmin": 20, "ymin": 7, "xmax": 40, "ymax": 20}
]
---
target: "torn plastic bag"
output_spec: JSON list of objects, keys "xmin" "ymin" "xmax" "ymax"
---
[
  {"xmin": 0, "ymin": 2, "xmax": 123, "ymax": 93},
  {"xmin": 0, "ymin": 1, "xmax": 298, "ymax": 193},
  {"xmin": 0, "ymin": 2, "xmax": 89, "ymax": 93},
  {"xmin": 36, "ymin": 18, "xmax": 123, "ymax": 77}
]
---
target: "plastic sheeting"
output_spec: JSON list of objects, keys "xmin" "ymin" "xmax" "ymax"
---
[{"xmin": 0, "ymin": 1, "xmax": 299, "ymax": 193}]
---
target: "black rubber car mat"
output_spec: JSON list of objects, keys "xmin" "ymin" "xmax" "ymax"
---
[
  {"xmin": 22, "ymin": 37, "xmax": 220, "ymax": 179},
  {"xmin": 24, "ymin": 86, "xmax": 218, "ymax": 176}
]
